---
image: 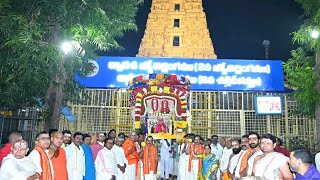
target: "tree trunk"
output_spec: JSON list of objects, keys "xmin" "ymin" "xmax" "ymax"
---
[
  {"xmin": 44, "ymin": 18, "xmax": 64, "ymax": 131},
  {"xmin": 45, "ymin": 85, "xmax": 64, "ymax": 131}
]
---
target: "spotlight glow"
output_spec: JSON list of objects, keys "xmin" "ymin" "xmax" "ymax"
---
[
  {"xmin": 61, "ymin": 41, "xmax": 73, "ymax": 54},
  {"xmin": 310, "ymin": 30, "xmax": 319, "ymax": 39}
]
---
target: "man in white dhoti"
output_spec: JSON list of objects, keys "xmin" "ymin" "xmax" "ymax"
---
[
  {"xmin": 112, "ymin": 137, "xmax": 127, "ymax": 180},
  {"xmin": 253, "ymin": 133, "xmax": 293, "ymax": 180},
  {"xmin": 169, "ymin": 140, "xmax": 178, "ymax": 178},
  {"xmin": 177, "ymin": 136, "xmax": 189, "ymax": 180},
  {"xmin": 95, "ymin": 138, "xmax": 117, "ymax": 180},
  {"xmin": 247, "ymin": 132, "xmax": 263, "ymax": 176},
  {"xmin": 211, "ymin": 135, "xmax": 223, "ymax": 180},
  {"xmin": 219, "ymin": 137, "xmax": 232, "ymax": 180},
  {"xmin": 160, "ymin": 139, "xmax": 171, "ymax": 180},
  {"xmin": 227, "ymin": 139, "xmax": 241, "ymax": 180},
  {"xmin": 0, "ymin": 139, "xmax": 37, "ymax": 180},
  {"xmin": 65, "ymin": 132, "xmax": 86, "ymax": 180}
]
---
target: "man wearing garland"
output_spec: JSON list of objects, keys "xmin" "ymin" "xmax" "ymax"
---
[{"xmin": 140, "ymin": 136, "xmax": 158, "ymax": 180}]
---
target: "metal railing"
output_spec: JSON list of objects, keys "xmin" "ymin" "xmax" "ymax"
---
[{"xmin": 0, "ymin": 115, "xmax": 43, "ymax": 150}]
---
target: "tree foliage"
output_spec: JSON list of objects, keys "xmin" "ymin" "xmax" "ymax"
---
[
  {"xmin": 283, "ymin": 47, "xmax": 318, "ymax": 115},
  {"xmin": 283, "ymin": 0, "xmax": 320, "ymax": 117},
  {"xmin": 0, "ymin": 0, "xmax": 141, "ymax": 127}
]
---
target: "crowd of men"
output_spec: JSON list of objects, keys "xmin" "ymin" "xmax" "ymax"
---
[{"xmin": 0, "ymin": 129, "xmax": 320, "ymax": 180}]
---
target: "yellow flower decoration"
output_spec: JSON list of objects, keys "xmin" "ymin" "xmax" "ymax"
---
[
  {"xmin": 174, "ymin": 121, "xmax": 187, "ymax": 128},
  {"xmin": 164, "ymin": 86, "xmax": 170, "ymax": 93},
  {"xmin": 147, "ymin": 80, "xmax": 155, "ymax": 85},
  {"xmin": 136, "ymin": 92, "xmax": 143, "ymax": 98},
  {"xmin": 141, "ymin": 142, "xmax": 146, "ymax": 147},
  {"xmin": 150, "ymin": 86, "xmax": 158, "ymax": 92},
  {"xmin": 134, "ymin": 121, "xmax": 140, "ymax": 128}
]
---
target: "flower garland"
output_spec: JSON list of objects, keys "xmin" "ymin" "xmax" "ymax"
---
[
  {"xmin": 129, "ymin": 74, "xmax": 191, "ymax": 136},
  {"xmin": 133, "ymin": 86, "xmax": 188, "ymax": 121}
]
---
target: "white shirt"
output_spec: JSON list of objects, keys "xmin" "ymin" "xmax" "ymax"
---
[
  {"xmin": 111, "ymin": 145, "xmax": 127, "ymax": 180},
  {"xmin": 178, "ymin": 143, "xmax": 186, "ymax": 157},
  {"xmin": 65, "ymin": 142, "xmax": 86, "ymax": 180},
  {"xmin": 219, "ymin": 147, "xmax": 233, "ymax": 171},
  {"xmin": 28, "ymin": 148, "xmax": 54, "ymax": 179},
  {"xmin": 160, "ymin": 139, "xmax": 171, "ymax": 157},
  {"xmin": 316, "ymin": 152, "xmax": 320, "ymax": 172},
  {"xmin": 211, "ymin": 143, "xmax": 223, "ymax": 159},
  {"xmin": 0, "ymin": 154, "xmax": 36, "ymax": 180},
  {"xmin": 112, "ymin": 145, "xmax": 128, "ymax": 166},
  {"xmin": 228, "ymin": 153, "xmax": 241, "ymax": 175},
  {"xmin": 95, "ymin": 147, "xmax": 117, "ymax": 180}
]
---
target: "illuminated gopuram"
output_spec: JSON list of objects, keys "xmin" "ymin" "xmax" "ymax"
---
[{"xmin": 137, "ymin": 0, "xmax": 217, "ymax": 59}]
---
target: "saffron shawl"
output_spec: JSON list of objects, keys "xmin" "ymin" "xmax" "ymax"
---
[
  {"xmin": 239, "ymin": 148, "xmax": 253, "ymax": 176},
  {"xmin": 35, "ymin": 145, "xmax": 52, "ymax": 180},
  {"xmin": 142, "ymin": 144, "xmax": 157, "ymax": 175},
  {"xmin": 188, "ymin": 144, "xmax": 204, "ymax": 172}
]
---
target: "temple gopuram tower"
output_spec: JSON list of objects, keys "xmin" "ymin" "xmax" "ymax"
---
[{"xmin": 137, "ymin": 0, "xmax": 217, "ymax": 59}]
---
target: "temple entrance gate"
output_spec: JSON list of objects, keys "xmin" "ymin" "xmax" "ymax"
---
[{"xmin": 61, "ymin": 89, "xmax": 317, "ymax": 151}]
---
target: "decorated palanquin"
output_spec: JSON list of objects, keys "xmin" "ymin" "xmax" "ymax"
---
[{"xmin": 128, "ymin": 74, "xmax": 191, "ymax": 139}]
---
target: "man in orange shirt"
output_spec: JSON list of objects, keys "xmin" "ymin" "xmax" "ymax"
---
[
  {"xmin": 141, "ymin": 136, "xmax": 158, "ymax": 180},
  {"xmin": 187, "ymin": 135, "xmax": 204, "ymax": 180},
  {"xmin": 123, "ymin": 131, "xmax": 139, "ymax": 179},
  {"xmin": 49, "ymin": 131, "xmax": 68, "ymax": 180}
]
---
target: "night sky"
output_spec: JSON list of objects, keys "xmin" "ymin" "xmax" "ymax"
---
[{"xmin": 106, "ymin": 0, "xmax": 303, "ymax": 61}]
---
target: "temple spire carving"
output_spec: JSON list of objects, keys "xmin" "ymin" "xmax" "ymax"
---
[{"xmin": 137, "ymin": 0, "xmax": 217, "ymax": 59}]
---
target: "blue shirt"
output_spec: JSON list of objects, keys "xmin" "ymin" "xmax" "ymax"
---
[
  {"xmin": 295, "ymin": 164, "xmax": 320, "ymax": 180},
  {"xmin": 81, "ymin": 144, "xmax": 96, "ymax": 180}
]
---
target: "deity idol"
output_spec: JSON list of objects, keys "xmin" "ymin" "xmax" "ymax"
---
[
  {"xmin": 161, "ymin": 99, "xmax": 170, "ymax": 114},
  {"xmin": 154, "ymin": 118, "xmax": 167, "ymax": 133},
  {"xmin": 151, "ymin": 97, "xmax": 159, "ymax": 112}
]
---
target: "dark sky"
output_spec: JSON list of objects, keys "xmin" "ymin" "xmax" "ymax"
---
[{"xmin": 106, "ymin": 0, "xmax": 303, "ymax": 61}]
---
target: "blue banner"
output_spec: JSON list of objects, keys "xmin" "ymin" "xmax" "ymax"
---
[{"xmin": 75, "ymin": 56, "xmax": 284, "ymax": 91}]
